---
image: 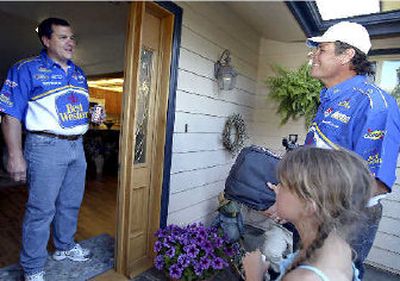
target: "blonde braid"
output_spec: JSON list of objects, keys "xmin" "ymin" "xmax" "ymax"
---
[{"xmin": 286, "ymin": 222, "xmax": 333, "ymax": 274}]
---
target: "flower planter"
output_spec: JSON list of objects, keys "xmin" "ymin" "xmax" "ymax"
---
[
  {"xmin": 168, "ymin": 275, "xmax": 215, "ymax": 281},
  {"xmin": 154, "ymin": 224, "xmax": 240, "ymax": 281}
]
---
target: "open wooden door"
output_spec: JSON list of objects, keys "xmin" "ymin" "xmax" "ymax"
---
[{"xmin": 116, "ymin": 2, "xmax": 174, "ymax": 278}]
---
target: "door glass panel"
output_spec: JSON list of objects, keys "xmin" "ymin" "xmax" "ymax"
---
[{"xmin": 134, "ymin": 48, "xmax": 154, "ymax": 164}]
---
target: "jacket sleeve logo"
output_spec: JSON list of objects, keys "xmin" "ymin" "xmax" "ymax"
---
[
  {"xmin": 4, "ymin": 80, "xmax": 18, "ymax": 88},
  {"xmin": 338, "ymin": 99, "xmax": 350, "ymax": 109},
  {"xmin": 331, "ymin": 111, "xmax": 350, "ymax": 123},
  {"xmin": 0, "ymin": 91, "xmax": 13, "ymax": 107},
  {"xmin": 363, "ymin": 129, "xmax": 385, "ymax": 140},
  {"xmin": 324, "ymin": 107, "xmax": 333, "ymax": 117},
  {"xmin": 367, "ymin": 152, "xmax": 382, "ymax": 165}
]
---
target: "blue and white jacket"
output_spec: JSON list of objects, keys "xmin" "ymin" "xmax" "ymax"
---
[
  {"xmin": 305, "ymin": 75, "xmax": 400, "ymax": 190},
  {"xmin": 0, "ymin": 50, "xmax": 89, "ymax": 136}
]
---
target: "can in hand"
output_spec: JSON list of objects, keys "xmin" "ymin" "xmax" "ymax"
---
[{"xmin": 91, "ymin": 104, "xmax": 103, "ymax": 124}]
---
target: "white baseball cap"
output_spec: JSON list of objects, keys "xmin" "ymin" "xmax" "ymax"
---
[{"xmin": 306, "ymin": 21, "xmax": 371, "ymax": 55}]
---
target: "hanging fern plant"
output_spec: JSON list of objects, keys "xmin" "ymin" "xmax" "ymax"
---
[{"xmin": 266, "ymin": 63, "xmax": 323, "ymax": 128}]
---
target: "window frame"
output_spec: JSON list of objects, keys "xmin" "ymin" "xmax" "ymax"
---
[
  {"xmin": 286, "ymin": 1, "xmax": 400, "ymax": 38},
  {"xmin": 370, "ymin": 54, "xmax": 400, "ymax": 102}
]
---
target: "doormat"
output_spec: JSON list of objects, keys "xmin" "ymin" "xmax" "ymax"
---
[{"xmin": 0, "ymin": 233, "xmax": 114, "ymax": 281}]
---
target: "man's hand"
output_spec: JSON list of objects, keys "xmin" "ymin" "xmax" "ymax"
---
[
  {"xmin": 7, "ymin": 154, "xmax": 26, "ymax": 182},
  {"xmin": 243, "ymin": 249, "xmax": 269, "ymax": 281},
  {"xmin": 89, "ymin": 105, "xmax": 106, "ymax": 125},
  {"xmin": 1, "ymin": 114, "xmax": 26, "ymax": 183}
]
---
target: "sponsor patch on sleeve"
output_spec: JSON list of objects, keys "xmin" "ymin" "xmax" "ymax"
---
[
  {"xmin": 367, "ymin": 152, "xmax": 382, "ymax": 165},
  {"xmin": 331, "ymin": 111, "xmax": 350, "ymax": 124},
  {"xmin": 363, "ymin": 129, "xmax": 385, "ymax": 140},
  {"xmin": 338, "ymin": 99, "xmax": 350, "ymax": 109},
  {"xmin": 4, "ymin": 80, "xmax": 18, "ymax": 88},
  {"xmin": 0, "ymin": 92, "xmax": 14, "ymax": 107}
]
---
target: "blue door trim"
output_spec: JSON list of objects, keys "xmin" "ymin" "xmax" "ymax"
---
[{"xmin": 155, "ymin": 1, "xmax": 182, "ymax": 228}]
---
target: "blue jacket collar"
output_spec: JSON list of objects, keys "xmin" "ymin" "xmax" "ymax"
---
[
  {"xmin": 39, "ymin": 49, "xmax": 74, "ymax": 70},
  {"xmin": 320, "ymin": 75, "xmax": 367, "ymax": 103}
]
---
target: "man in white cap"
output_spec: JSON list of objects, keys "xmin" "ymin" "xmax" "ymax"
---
[{"xmin": 305, "ymin": 21, "xmax": 400, "ymax": 278}]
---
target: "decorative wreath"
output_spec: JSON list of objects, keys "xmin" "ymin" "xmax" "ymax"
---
[{"xmin": 222, "ymin": 113, "xmax": 248, "ymax": 154}]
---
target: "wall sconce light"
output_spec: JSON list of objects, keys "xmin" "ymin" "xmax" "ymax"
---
[{"xmin": 214, "ymin": 49, "xmax": 237, "ymax": 91}]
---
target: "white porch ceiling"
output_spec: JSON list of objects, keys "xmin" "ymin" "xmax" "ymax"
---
[
  {"xmin": 0, "ymin": 1, "xmax": 305, "ymax": 79},
  {"xmin": 226, "ymin": 1, "xmax": 306, "ymax": 42}
]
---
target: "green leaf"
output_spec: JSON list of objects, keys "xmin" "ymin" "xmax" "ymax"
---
[{"xmin": 266, "ymin": 63, "xmax": 323, "ymax": 128}]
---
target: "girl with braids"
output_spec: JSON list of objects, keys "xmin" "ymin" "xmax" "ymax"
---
[{"xmin": 243, "ymin": 146, "xmax": 373, "ymax": 281}]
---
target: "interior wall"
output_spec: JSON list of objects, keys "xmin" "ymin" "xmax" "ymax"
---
[
  {"xmin": 89, "ymin": 88, "xmax": 122, "ymax": 120},
  {"xmin": 0, "ymin": 2, "xmax": 129, "ymax": 81},
  {"xmin": 167, "ymin": 1, "xmax": 261, "ymax": 226}
]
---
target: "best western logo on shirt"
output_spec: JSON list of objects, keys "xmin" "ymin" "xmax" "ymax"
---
[{"xmin": 56, "ymin": 92, "xmax": 89, "ymax": 128}]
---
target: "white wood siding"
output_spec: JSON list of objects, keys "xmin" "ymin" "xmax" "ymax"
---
[
  {"xmin": 366, "ymin": 157, "xmax": 400, "ymax": 274},
  {"xmin": 167, "ymin": 2, "xmax": 261, "ymax": 226}
]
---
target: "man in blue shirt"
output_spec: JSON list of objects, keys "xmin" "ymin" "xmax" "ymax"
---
[
  {"xmin": 305, "ymin": 21, "xmax": 400, "ymax": 278},
  {"xmin": 0, "ymin": 18, "xmax": 98, "ymax": 281}
]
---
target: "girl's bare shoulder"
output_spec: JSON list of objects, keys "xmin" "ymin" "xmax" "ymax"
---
[{"xmin": 282, "ymin": 268, "xmax": 322, "ymax": 281}]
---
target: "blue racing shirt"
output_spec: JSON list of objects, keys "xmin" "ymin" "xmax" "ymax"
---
[
  {"xmin": 0, "ymin": 50, "xmax": 89, "ymax": 135},
  {"xmin": 305, "ymin": 75, "xmax": 400, "ymax": 190}
]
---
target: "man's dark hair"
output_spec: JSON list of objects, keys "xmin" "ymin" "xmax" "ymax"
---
[
  {"xmin": 37, "ymin": 18, "xmax": 70, "ymax": 46},
  {"xmin": 334, "ymin": 41, "xmax": 375, "ymax": 76}
]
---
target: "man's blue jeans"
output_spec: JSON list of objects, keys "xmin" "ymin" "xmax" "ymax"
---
[
  {"xmin": 20, "ymin": 133, "xmax": 87, "ymax": 275},
  {"xmin": 351, "ymin": 203, "xmax": 383, "ymax": 279}
]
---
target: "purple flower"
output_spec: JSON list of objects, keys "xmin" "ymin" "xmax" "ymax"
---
[
  {"xmin": 166, "ymin": 247, "xmax": 176, "ymax": 258},
  {"xmin": 224, "ymin": 246, "xmax": 235, "ymax": 257},
  {"xmin": 154, "ymin": 223, "xmax": 235, "ymax": 279},
  {"xmin": 184, "ymin": 244, "xmax": 199, "ymax": 258},
  {"xmin": 154, "ymin": 229, "xmax": 164, "ymax": 238},
  {"xmin": 154, "ymin": 241, "xmax": 162, "ymax": 253},
  {"xmin": 154, "ymin": 255, "xmax": 164, "ymax": 270},
  {"xmin": 214, "ymin": 237, "xmax": 224, "ymax": 248},
  {"xmin": 182, "ymin": 237, "xmax": 190, "ymax": 245},
  {"xmin": 161, "ymin": 238, "xmax": 172, "ymax": 249},
  {"xmin": 194, "ymin": 263, "xmax": 203, "ymax": 276},
  {"xmin": 177, "ymin": 254, "xmax": 191, "ymax": 268},
  {"xmin": 201, "ymin": 240, "xmax": 213, "ymax": 254},
  {"xmin": 194, "ymin": 234, "xmax": 205, "ymax": 245},
  {"xmin": 188, "ymin": 223, "xmax": 198, "ymax": 230},
  {"xmin": 200, "ymin": 256, "xmax": 211, "ymax": 270},
  {"xmin": 166, "ymin": 236, "xmax": 176, "ymax": 244},
  {"xmin": 196, "ymin": 226, "xmax": 207, "ymax": 238},
  {"xmin": 169, "ymin": 264, "xmax": 183, "ymax": 279},
  {"xmin": 211, "ymin": 257, "xmax": 227, "ymax": 270}
]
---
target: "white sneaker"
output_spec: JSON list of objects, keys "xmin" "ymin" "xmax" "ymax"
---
[
  {"xmin": 25, "ymin": 271, "xmax": 45, "ymax": 281},
  {"xmin": 52, "ymin": 243, "xmax": 91, "ymax": 262}
]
